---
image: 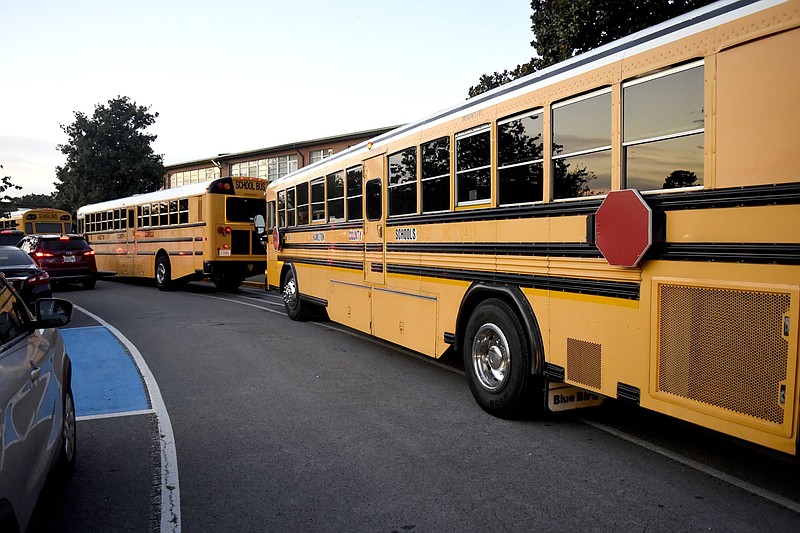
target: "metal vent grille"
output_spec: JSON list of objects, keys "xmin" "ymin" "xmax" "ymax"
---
[
  {"xmin": 567, "ymin": 338, "xmax": 602, "ymax": 389},
  {"xmin": 658, "ymin": 284, "xmax": 790, "ymax": 425}
]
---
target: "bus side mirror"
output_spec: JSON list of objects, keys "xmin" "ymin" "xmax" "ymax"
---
[{"xmin": 254, "ymin": 214, "xmax": 266, "ymax": 235}]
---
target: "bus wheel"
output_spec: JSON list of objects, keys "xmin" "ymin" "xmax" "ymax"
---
[
  {"xmin": 155, "ymin": 255, "xmax": 172, "ymax": 291},
  {"xmin": 82, "ymin": 278, "xmax": 96, "ymax": 289},
  {"xmin": 463, "ymin": 299, "xmax": 532, "ymax": 419},
  {"xmin": 213, "ymin": 275, "xmax": 242, "ymax": 292},
  {"xmin": 283, "ymin": 269, "xmax": 309, "ymax": 321}
]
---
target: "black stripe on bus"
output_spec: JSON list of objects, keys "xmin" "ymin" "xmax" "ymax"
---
[
  {"xmin": 279, "ymin": 256, "xmax": 363, "ymax": 271},
  {"xmin": 651, "ymin": 243, "xmax": 800, "ymax": 264},
  {"xmin": 383, "ymin": 263, "xmax": 640, "ymax": 300},
  {"xmin": 137, "ymin": 236, "xmax": 197, "ymax": 243},
  {"xmin": 282, "ymin": 220, "xmax": 364, "ymax": 233},
  {"xmin": 168, "ymin": 251, "xmax": 196, "ymax": 256},
  {"xmin": 387, "ymin": 242, "xmax": 601, "ymax": 258},
  {"xmin": 283, "ymin": 242, "xmax": 365, "ymax": 252}
]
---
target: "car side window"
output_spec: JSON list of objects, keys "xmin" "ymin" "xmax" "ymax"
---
[{"xmin": 0, "ymin": 285, "xmax": 29, "ymax": 345}]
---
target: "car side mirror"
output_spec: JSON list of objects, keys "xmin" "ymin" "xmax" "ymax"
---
[
  {"xmin": 35, "ymin": 298, "xmax": 73, "ymax": 327},
  {"xmin": 254, "ymin": 214, "xmax": 266, "ymax": 235}
]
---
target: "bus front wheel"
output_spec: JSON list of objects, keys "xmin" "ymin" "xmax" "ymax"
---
[
  {"xmin": 283, "ymin": 269, "xmax": 309, "ymax": 321},
  {"xmin": 463, "ymin": 299, "xmax": 532, "ymax": 419},
  {"xmin": 155, "ymin": 256, "xmax": 172, "ymax": 291}
]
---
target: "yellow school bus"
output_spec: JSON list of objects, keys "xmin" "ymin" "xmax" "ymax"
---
[
  {"xmin": 266, "ymin": 0, "xmax": 800, "ymax": 454},
  {"xmin": 0, "ymin": 208, "xmax": 73, "ymax": 234},
  {"xmin": 77, "ymin": 176, "xmax": 267, "ymax": 290}
]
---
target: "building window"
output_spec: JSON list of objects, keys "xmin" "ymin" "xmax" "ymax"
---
[
  {"xmin": 388, "ymin": 147, "xmax": 417, "ymax": 216},
  {"xmin": 421, "ymin": 136, "xmax": 450, "ymax": 213},
  {"xmin": 327, "ymin": 171, "xmax": 345, "ymax": 222},
  {"xmin": 310, "ymin": 149, "xmax": 333, "ymax": 164},
  {"xmin": 169, "ymin": 167, "xmax": 220, "ymax": 188},
  {"xmin": 552, "ymin": 89, "xmax": 612, "ymax": 199},
  {"xmin": 456, "ymin": 125, "xmax": 491, "ymax": 205},
  {"xmin": 498, "ymin": 110, "xmax": 544, "ymax": 205},
  {"xmin": 623, "ymin": 61, "xmax": 704, "ymax": 191},
  {"xmin": 311, "ymin": 178, "xmax": 325, "ymax": 222},
  {"xmin": 230, "ymin": 155, "xmax": 298, "ymax": 181},
  {"xmin": 346, "ymin": 165, "xmax": 363, "ymax": 221}
]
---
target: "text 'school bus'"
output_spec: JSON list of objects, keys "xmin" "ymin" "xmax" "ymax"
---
[
  {"xmin": 0, "ymin": 208, "xmax": 73, "ymax": 234},
  {"xmin": 77, "ymin": 176, "xmax": 267, "ymax": 291},
  {"xmin": 264, "ymin": 0, "xmax": 800, "ymax": 454}
]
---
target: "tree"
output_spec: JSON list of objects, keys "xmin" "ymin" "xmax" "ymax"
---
[
  {"xmin": 0, "ymin": 164, "xmax": 23, "ymax": 218},
  {"xmin": 6, "ymin": 192, "xmax": 54, "ymax": 208},
  {"xmin": 54, "ymin": 96, "xmax": 164, "ymax": 213},
  {"xmin": 469, "ymin": 0, "xmax": 715, "ymax": 98}
]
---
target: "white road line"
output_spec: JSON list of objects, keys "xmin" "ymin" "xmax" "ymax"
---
[
  {"xmin": 581, "ymin": 419, "xmax": 800, "ymax": 514},
  {"xmin": 77, "ymin": 408, "xmax": 154, "ymax": 422},
  {"xmin": 74, "ymin": 305, "xmax": 181, "ymax": 533}
]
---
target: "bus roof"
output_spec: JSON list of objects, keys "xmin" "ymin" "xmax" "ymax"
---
[
  {"xmin": 76, "ymin": 176, "xmax": 265, "ymax": 216},
  {"xmin": 268, "ymin": 0, "xmax": 784, "ymax": 189}
]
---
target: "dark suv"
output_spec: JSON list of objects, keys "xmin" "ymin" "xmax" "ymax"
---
[{"xmin": 19, "ymin": 234, "xmax": 98, "ymax": 289}]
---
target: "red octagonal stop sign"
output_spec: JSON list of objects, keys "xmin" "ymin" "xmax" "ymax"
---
[{"xmin": 594, "ymin": 189, "xmax": 652, "ymax": 267}]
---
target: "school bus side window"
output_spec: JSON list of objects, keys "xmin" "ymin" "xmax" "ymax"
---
[
  {"xmin": 277, "ymin": 190, "xmax": 286, "ymax": 228},
  {"xmin": 388, "ymin": 148, "xmax": 417, "ymax": 216},
  {"xmin": 286, "ymin": 188, "xmax": 296, "ymax": 226},
  {"xmin": 552, "ymin": 89, "xmax": 612, "ymax": 199},
  {"xmin": 327, "ymin": 171, "xmax": 345, "ymax": 222},
  {"xmin": 498, "ymin": 110, "xmax": 544, "ymax": 205},
  {"xmin": 623, "ymin": 62, "xmax": 704, "ymax": 191},
  {"xmin": 421, "ymin": 136, "xmax": 450, "ymax": 213},
  {"xmin": 456, "ymin": 126, "xmax": 491, "ymax": 205},
  {"xmin": 366, "ymin": 178, "xmax": 382, "ymax": 221},
  {"xmin": 311, "ymin": 178, "xmax": 325, "ymax": 222},
  {"xmin": 346, "ymin": 165, "xmax": 363, "ymax": 221},
  {"xmin": 296, "ymin": 183, "xmax": 309, "ymax": 225}
]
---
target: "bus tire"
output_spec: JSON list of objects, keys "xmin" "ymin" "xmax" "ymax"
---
[
  {"xmin": 155, "ymin": 255, "xmax": 173, "ymax": 291},
  {"xmin": 283, "ymin": 268, "xmax": 309, "ymax": 321},
  {"xmin": 463, "ymin": 298, "xmax": 532, "ymax": 419}
]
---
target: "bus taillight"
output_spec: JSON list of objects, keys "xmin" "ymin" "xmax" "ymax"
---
[{"xmin": 217, "ymin": 226, "xmax": 232, "ymax": 235}]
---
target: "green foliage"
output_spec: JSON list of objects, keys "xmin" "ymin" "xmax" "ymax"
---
[
  {"xmin": 0, "ymin": 164, "xmax": 23, "ymax": 218},
  {"xmin": 468, "ymin": 0, "xmax": 715, "ymax": 98},
  {"xmin": 7, "ymin": 192, "xmax": 54, "ymax": 208},
  {"xmin": 54, "ymin": 96, "xmax": 164, "ymax": 213}
]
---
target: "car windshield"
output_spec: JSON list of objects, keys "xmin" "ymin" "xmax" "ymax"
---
[
  {"xmin": 39, "ymin": 238, "xmax": 91, "ymax": 252},
  {"xmin": 0, "ymin": 247, "xmax": 36, "ymax": 266}
]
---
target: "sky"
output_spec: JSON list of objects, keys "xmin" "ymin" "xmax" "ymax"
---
[{"xmin": 0, "ymin": 0, "xmax": 535, "ymax": 197}]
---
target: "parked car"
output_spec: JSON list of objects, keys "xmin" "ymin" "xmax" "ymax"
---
[
  {"xmin": 0, "ymin": 230, "xmax": 24, "ymax": 247},
  {"xmin": 19, "ymin": 234, "xmax": 98, "ymax": 289},
  {"xmin": 0, "ymin": 277, "xmax": 75, "ymax": 532},
  {"xmin": 0, "ymin": 245, "xmax": 52, "ymax": 307}
]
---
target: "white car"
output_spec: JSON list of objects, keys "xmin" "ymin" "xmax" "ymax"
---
[{"xmin": 0, "ymin": 274, "xmax": 75, "ymax": 532}]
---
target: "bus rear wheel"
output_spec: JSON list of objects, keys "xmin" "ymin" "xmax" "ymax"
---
[
  {"xmin": 463, "ymin": 299, "xmax": 532, "ymax": 419},
  {"xmin": 155, "ymin": 255, "xmax": 172, "ymax": 291},
  {"xmin": 283, "ymin": 269, "xmax": 309, "ymax": 321}
]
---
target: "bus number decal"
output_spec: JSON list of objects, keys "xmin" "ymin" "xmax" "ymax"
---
[
  {"xmin": 395, "ymin": 228, "xmax": 417, "ymax": 241},
  {"xmin": 313, "ymin": 232, "xmax": 325, "ymax": 242},
  {"xmin": 349, "ymin": 229, "xmax": 363, "ymax": 242}
]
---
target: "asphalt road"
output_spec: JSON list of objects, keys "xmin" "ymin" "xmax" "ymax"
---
[{"xmin": 30, "ymin": 278, "xmax": 800, "ymax": 532}]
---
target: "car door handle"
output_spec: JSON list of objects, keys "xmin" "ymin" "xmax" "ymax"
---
[{"xmin": 30, "ymin": 364, "xmax": 41, "ymax": 381}]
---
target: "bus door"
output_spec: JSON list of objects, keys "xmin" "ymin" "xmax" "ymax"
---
[
  {"xmin": 363, "ymin": 154, "xmax": 385, "ymax": 286},
  {"xmin": 119, "ymin": 207, "xmax": 136, "ymax": 275}
]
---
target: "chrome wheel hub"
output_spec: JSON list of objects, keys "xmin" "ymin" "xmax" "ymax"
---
[{"xmin": 471, "ymin": 323, "xmax": 510, "ymax": 392}]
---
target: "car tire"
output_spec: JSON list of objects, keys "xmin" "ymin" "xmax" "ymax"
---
[
  {"xmin": 82, "ymin": 278, "xmax": 97, "ymax": 289},
  {"xmin": 58, "ymin": 384, "xmax": 77, "ymax": 477}
]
